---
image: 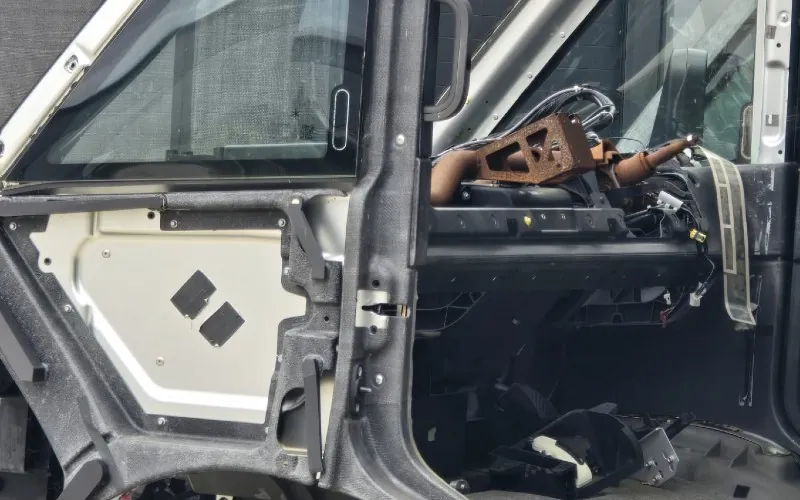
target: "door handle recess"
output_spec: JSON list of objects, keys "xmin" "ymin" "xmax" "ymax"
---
[{"xmin": 424, "ymin": 0, "xmax": 472, "ymax": 122}]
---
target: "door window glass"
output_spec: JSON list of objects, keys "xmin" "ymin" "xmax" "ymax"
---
[{"xmin": 10, "ymin": 0, "xmax": 368, "ymax": 182}]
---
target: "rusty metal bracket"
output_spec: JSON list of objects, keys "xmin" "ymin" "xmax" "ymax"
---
[{"xmin": 475, "ymin": 114, "xmax": 595, "ymax": 185}]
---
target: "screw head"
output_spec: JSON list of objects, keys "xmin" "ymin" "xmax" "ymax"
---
[
  {"xmin": 374, "ymin": 374, "xmax": 385, "ymax": 386},
  {"xmin": 278, "ymin": 218, "xmax": 286, "ymax": 228},
  {"xmin": 156, "ymin": 417, "xmax": 167, "ymax": 426},
  {"xmin": 395, "ymin": 134, "xmax": 406, "ymax": 146},
  {"xmin": 156, "ymin": 357, "xmax": 164, "ymax": 366},
  {"xmin": 8, "ymin": 222, "xmax": 16, "ymax": 231},
  {"xmin": 461, "ymin": 190, "xmax": 471, "ymax": 201},
  {"xmin": 63, "ymin": 304, "xmax": 73, "ymax": 313},
  {"xmin": 492, "ymin": 114, "xmax": 499, "ymax": 120},
  {"xmin": 101, "ymin": 249, "xmax": 111, "ymax": 258},
  {"xmin": 169, "ymin": 220, "xmax": 178, "ymax": 229},
  {"xmin": 560, "ymin": 31, "xmax": 566, "ymax": 38},
  {"xmin": 780, "ymin": 12, "xmax": 790, "ymax": 22},
  {"xmin": 527, "ymin": 73, "xmax": 533, "ymax": 79}
]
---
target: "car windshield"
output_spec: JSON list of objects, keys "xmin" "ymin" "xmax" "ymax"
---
[{"xmin": 503, "ymin": 0, "xmax": 757, "ymax": 162}]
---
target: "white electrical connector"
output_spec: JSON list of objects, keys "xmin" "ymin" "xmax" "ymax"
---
[
  {"xmin": 689, "ymin": 282, "xmax": 708, "ymax": 307},
  {"xmin": 658, "ymin": 191, "xmax": 684, "ymax": 213}
]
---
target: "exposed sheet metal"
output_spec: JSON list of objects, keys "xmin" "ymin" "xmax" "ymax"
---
[
  {"xmin": 751, "ymin": 0, "xmax": 793, "ymax": 163},
  {"xmin": 30, "ymin": 209, "xmax": 306, "ymax": 423},
  {"xmin": 703, "ymin": 147, "xmax": 756, "ymax": 326},
  {"xmin": 431, "ymin": 0, "xmax": 601, "ymax": 155}
]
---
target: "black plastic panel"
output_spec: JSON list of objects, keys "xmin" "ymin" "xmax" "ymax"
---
[
  {"xmin": 198, "ymin": 302, "xmax": 244, "ymax": 347},
  {"xmin": 170, "ymin": 270, "xmax": 216, "ymax": 320}
]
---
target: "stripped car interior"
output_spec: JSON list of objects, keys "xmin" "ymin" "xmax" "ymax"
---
[{"xmin": 0, "ymin": 0, "xmax": 800, "ymax": 499}]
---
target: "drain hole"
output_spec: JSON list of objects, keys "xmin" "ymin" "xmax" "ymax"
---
[{"xmin": 43, "ymin": 258, "xmax": 52, "ymax": 266}]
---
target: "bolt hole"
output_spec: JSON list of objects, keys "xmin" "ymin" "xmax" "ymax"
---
[
  {"xmin": 371, "ymin": 279, "xmax": 380, "ymax": 288},
  {"xmin": 64, "ymin": 56, "xmax": 79, "ymax": 72},
  {"xmin": 777, "ymin": 43, "xmax": 782, "ymax": 48},
  {"xmin": 43, "ymin": 258, "xmax": 52, "ymax": 266},
  {"xmin": 147, "ymin": 211, "xmax": 156, "ymax": 220},
  {"xmin": 369, "ymin": 325, "xmax": 377, "ymax": 335},
  {"xmin": 323, "ymin": 315, "xmax": 330, "ymax": 322},
  {"xmin": 779, "ymin": 150, "xmax": 784, "ymax": 155}
]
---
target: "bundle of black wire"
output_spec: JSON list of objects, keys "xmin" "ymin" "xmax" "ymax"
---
[{"xmin": 433, "ymin": 85, "xmax": 617, "ymax": 161}]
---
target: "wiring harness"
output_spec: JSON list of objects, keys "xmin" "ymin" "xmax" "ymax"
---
[{"xmin": 433, "ymin": 85, "xmax": 617, "ymax": 161}]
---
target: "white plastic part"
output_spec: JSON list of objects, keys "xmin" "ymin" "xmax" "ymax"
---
[
  {"xmin": 658, "ymin": 191, "xmax": 684, "ymax": 213},
  {"xmin": 532, "ymin": 435, "xmax": 593, "ymax": 488}
]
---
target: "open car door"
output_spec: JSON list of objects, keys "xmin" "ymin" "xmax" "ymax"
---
[{"xmin": 0, "ymin": 0, "xmax": 470, "ymax": 498}]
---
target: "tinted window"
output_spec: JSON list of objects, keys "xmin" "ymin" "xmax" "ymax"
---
[
  {"xmin": 10, "ymin": 0, "xmax": 368, "ymax": 182},
  {"xmin": 503, "ymin": 0, "xmax": 757, "ymax": 162}
]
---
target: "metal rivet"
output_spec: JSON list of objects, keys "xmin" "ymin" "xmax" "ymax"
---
[
  {"xmin": 461, "ymin": 191, "xmax": 471, "ymax": 201},
  {"xmin": 395, "ymin": 134, "xmax": 406, "ymax": 146},
  {"xmin": 374, "ymin": 374, "xmax": 384, "ymax": 385},
  {"xmin": 101, "ymin": 249, "xmax": 111, "ymax": 258},
  {"xmin": 278, "ymin": 218, "xmax": 286, "ymax": 228},
  {"xmin": 156, "ymin": 417, "xmax": 167, "ymax": 426},
  {"xmin": 156, "ymin": 357, "xmax": 164, "ymax": 366},
  {"xmin": 169, "ymin": 220, "xmax": 178, "ymax": 229},
  {"xmin": 64, "ymin": 55, "xmax": 79, "ymax": 73},
  {"xmin": 492, "ymin": 114, "xmax": 499, "ymax": 120},
  {"xmin": 540, "ymin": 213, "xmax": 546, "ymax": 220},
  {"xmin": 63, "ymin": 304, "xmax": 73, "ymax": 313},
  {"xmin": 8, "ymin": 222, "xmax": 16, "ymax": 231},
  {"xmin": 559, "ymin": 31, "xmax": 566, "ymax": 38},
  {"xmin": 527, "ymin": 73, "xmax": 533, "ymax": 79}
]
